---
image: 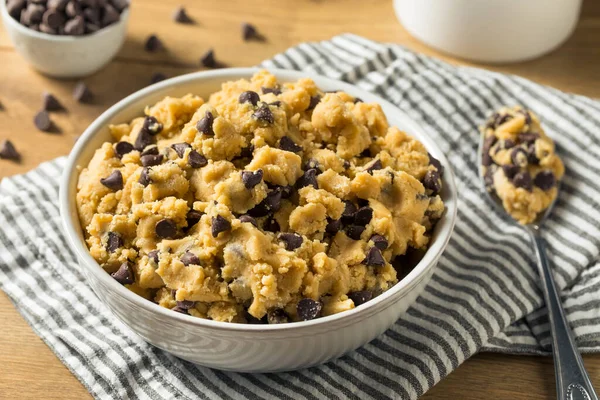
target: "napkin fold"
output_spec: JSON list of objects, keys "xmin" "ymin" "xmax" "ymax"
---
[{"xmin": 1, "ymin": 34, "xmax": 600, "ymax": 399}]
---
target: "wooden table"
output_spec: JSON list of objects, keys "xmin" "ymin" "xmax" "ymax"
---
[{"xmin": 1, "ymin": 1, "xmax": 599, "ymax": 398}]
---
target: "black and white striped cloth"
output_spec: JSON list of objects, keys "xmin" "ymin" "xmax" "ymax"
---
[{"xmin": 1, "ymin": 34, "xmax": 599, "ymax": 399}]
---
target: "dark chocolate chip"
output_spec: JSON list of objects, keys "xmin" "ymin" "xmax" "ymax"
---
[
  {"xmin": 278, "ymin": 232, "xmax": 303, "ymax": 251},
  {"xmin": 114, "ymin": 141, "xmax": 134, "ymax": 158},
  {"xmin": 39, "ymin": 23, "xmax": 58, "ymax": 34},
  {"xmin": 33, "ymin": 110, "xmax": 52, "ymax": 132},
  {"xmin": 181, "ymin": 251, "xmax": 200, "ymax": 266},
  {"xmin": 150, "ymin": 72, "xmax": 167, "ymax": 84},
  {"xmin": 297, "ymin": 298, "xmax": 322, "ymax": 321},
  {"xmin": 177, "ymin": 300, "xmax": 196, "ymax": 310},
  {"xmin": 241, "ymin": 22, "xmax": 261, "ymax": 41},
  {"xmin": 503, "ymin": 139, "xmax": 516, "ymax": 149},
  {"xmin": 521, "ymin": 109, "xmax": 532, "ymax": 125},
  {"xmin": 527, "ymin": 144, "xmax": 539, "ymax": 164},
  {"xmin": 148, "ymin": 250, "xmax": 159, "ymax": 264},
  {"xmin": 481, "ymin": 152, "xmax": 493, "ymax": 167},
  {"xmin": 144, "ymin": 34, "xmax": 163, "ymax": 52},
  {"xmin": 261, "ymin": 86, "xmax": 281, "ymax": 95},
  {"xmin": 428, "ymin": 153, "xmax": 444, "ymax": 176},
  {"xmin": 423, "ymin": 170, "xmax": 441, "ymax": 194},
  {"xmin": 239, "ymin": 91, "xmax": 260, "ymax": 106},
  {"xmin": 200, "ymin": 49, "xmax": 217, "ymax": 68},
  {"xmin": 186, "ymin": 210, "xmax": 203, "ymax": 228},
  {"xmin": 252, "ymin": 104, "xmax": 274, "ymax": 124},
  {"xmin": 364, "ymin": 247, "xmax": 385, "ymax": 267},
  {"xmin": 354, "ymin": 206, "xmax": 373, "ymax": 226},
  {"xmin": 171, "ymin": 306, "xmax": 188, "ymax": 314},
  {"xmin": 495, "ymin": 114, "xmax": 512, "ymax": 126},
  {"xmin": 0, "ymin": 140, "xmax": 20, "ymax": 161},
  {"xmin": 248, "ymin": 188, "xmax": 283, "ymax": 217},
  {"xmin": 325, "ymin": 219, "xmax": 342, "ymax": 235},
  {"xmin": 533, "ymin": 171, "xmax": 556, "ymax": 191},
  {"xmin": 27, "ymin": 4, "xmax": 45, "ymax": 23},
  {"xmin": 155, "ymin": 218, "xmax": 177, "ymax": 239},
  {"xmin": 140, "ymin": 154, "xmax": 163, "ymax": 167},
  {"xmin": 484, "ymin": 165, "xmax": 497, "ymax": 188},
  {"xmin": 110, "ymin": 0, "xmax": 129, "ymax": 12},
  {"xmin": 7, "ymin": 0, "xmax": 26, "ymax": 19},
  {"xmin": 520, "ymin": 133, "xmax": 539, "ymax": 144},
  {"xmin": 341, "ymin": 201, "xmax": 357, "ymax": 224},
  {"xmin": 139, "ymin": 167, "xmax": 151, "ymax": 186},
  {"xmin": 279, "ymin": 136, "xmax": 302, "ymax": 153},
  {"xmin": 83, "ymin": 7, "xmax": 100, "ymax": 24},
  {"xmin": 502, "ymin": 164, "xmax": 520, "ymax": 180},
  {"xmin": 106, "ymin": 232, "xmax": 123, "ymax": 253},
  {"xmin": 354, "ymin": 97, "xmax": 363, "ymax": 104},
  {"xmin": 242, "ymin": 169, "xmax": 263, "ymax": 189},
  {"xmin": 188, "ymin": 150, "xmax": 207, "ymax": 168},
  {"xmin": 510, "ymin": 147, "xmax": 529, "ymax": 168},
  {"xmin": 482, "ymin": 135, "xmax": 497, "ymax": 155},
  {"xmin": 348, "ymin": 290, "xmax": 373, "ymax": 306},
  {"xmin": 100, "ymin": 170, "xmax": 123, "ymax": 190},
  {"xmin": 196, "ymin": 111, "xmax": 214, "ymax": 135},
  {"xmin": 246, "ymin": 313, "xmax": 267, "ymax": 324},
  {"xmin": 42, "ymin": 92, "xmax": 64, "ymax": 112},
  {"xmin": 140, "ymin": 146, "xmax": 158, "ymax": 156},
  {"xmin": 268, "ymin": 101, "xmax": 281, "ymax": 107},
  {"xmin": 343, "ymin": 160, "xmax": 351, "ymax": 169},
  {"xmin": 512, "ymin": 171, "xmax": 533, "ymax": 191},
  {"xmin": 370, "ymin": 234, "xmax": 388, "ymax": 250},
  {"xmin": 143, "ymin": 116, "xmax": 163, "ymax": 135},
  {"xmin": 267, "ymin": 309, "xmax": 288, "ymax": 324},
  {"xmin": 73, "ymin": 81, "xmax": 93, "ymax": 103},
  {"xmin": 239, "ymin": 214, "xmax": 258, "ymax": 227},
  {"xmin": 263, "ymin": 217, "xmax": 280, "ymax": 232},
  {"xmin": 171, "ymin": 142, "xmax": 191, "ymax": 158},
  {"xmin": 65, "ymin": 1, "xmax": 81, "ymax": 18},
  {"xmin": 358, "ymin": 148, "xmax": 371, "ymax": 158},
  {"xmin": 279, "ymin": 185, "xmax": 293, "ymax": 199},
  {"xmin": 211, "ymin": 215, "xmax": 231, "ymax": 238},
  {"xmin": 307, "ymin": 95, "xmax": 321, "ymax": 110},
  {"xmin": 64, "ymin": 16, "xmax": 85, "ymax": 35},
  {"xmin": 366, "ymin": 159, "xmax": 382, "ymax": 174},
  {"xmin": 43, "ymin": 9, "xmax": 65, "ymax": 29},
  {"xmin": 173, "ymin": 6, "xmax": 193, "ymax": 23},
  {"xmin": 110, "ymin": 262, "xmax": 134, "ymax": 285},
  {"xmin": 295, "ymin": 168, "xmax": 319, "ymax": 189},
  {"xmin": 345, "ymin": 225, "xmax": 365, "ymax": 240}
]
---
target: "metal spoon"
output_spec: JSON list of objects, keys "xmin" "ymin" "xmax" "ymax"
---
[{"xmin": 478, "ymin": 136, "xmax": 598, "ymax": 400}]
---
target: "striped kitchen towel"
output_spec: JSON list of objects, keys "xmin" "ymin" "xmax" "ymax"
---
[{"xmin": 1, "ymin": 34, "xmax": 600, "ymax": 400}]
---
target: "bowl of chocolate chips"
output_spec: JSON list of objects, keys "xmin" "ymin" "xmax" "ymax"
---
[{"xmin": 1, "ymin": 0, "xmax": 129, "ymax": 78}]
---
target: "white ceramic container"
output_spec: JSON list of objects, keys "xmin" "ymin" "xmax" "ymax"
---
[
  {"xmin": 59, "ymin": 68, "xmax": 457, "ymax": 372},
  {"xmin": 394, "ymin": 0, "xmax": 582, "ymax": 63},
  {"xmin": 0, "ymin": 2, "xmax": 129, "ymax": 78}
]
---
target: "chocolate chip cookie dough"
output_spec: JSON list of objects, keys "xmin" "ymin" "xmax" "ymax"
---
[
  {"xmin": 76, "ymin": 71, "xmax": 445, "ymax": 324},
  {"xmin": 481, "ymin": 106, "xmax": 564, "ymax": 225}
]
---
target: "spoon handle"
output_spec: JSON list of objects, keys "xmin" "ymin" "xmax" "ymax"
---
[{"xmin": 528, "ymin": 229, "xmax": 599, "ymax": 400}]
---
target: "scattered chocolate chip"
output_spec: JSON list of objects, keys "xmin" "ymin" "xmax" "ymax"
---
[
  {"xmin": 188, "ymin": 150, "xmax": 207, "ymax": 168},
  {"xmin": 28, "ymin": 4, "xmax": 45, "ymax": 23},
  {"xmin": 106, "ymin": 231, "xmax": 123, "ymax": 253},
  {"xmin": 211, "ymin": 215, "xmax": 231, "ymax": 238},
  {"xmin": 326, "ymin": 219, "xmax": 342, "ymax": 235},
  {"xmin": 354, "ymin": 97, "xmax": 363, "ymax": 104},
  {"xmin": 181, "ymin": 251, "xmax": 200, "ymax": 266},
  {"xmin": 33, "ymin": 110, "xmax": 52, "ymax": 132},
  {"xmin": 278, "ymin": 232, "xmax": 303, "ymax": 251},
  {"xmin": 341, "ymin": 201, "xmax": 357, "ymax": 224},
  {"xmin": 148, "ymin": 250, "xmax": 159, "ymax": 264},
  {"xmin": 252, "ymin": 104, "xmax": 274, "ymax": 124},
  {"xmin": 423, "ymin": 170, "xmax": 441, "ymax": 194},
  {"xmin": 534, "ymin": 171, "xmax": 556, "ymax": 191},
  {"xmin": 7, "ymin": 0, "xmax": 26, "ymax": 19},
  {"xmin": 140, "ymin": 154, "xmax": 163, "ymax": 167},
  {"xmin": 295, "ymin": 168, "xmax": 319, "ymax": 189},
  {"xmin": 263, "ymin": 217, "xmax": 280, "ymax": 232},
  {"xmin": 364, "ymin": 247, "xmax": 385, "ymax": 267},
  {"xmin": 144, "ymin": 34, "xmax": 164, "ymax": 52},
  {"xmin": 139, "ymin": 167, "xmax": 151, "ymax": 186},
  {"xmin": 0, "ymin": 140, "xmax": 20, "ymax": 162},
  {"xmin": 173, "ymin": 6, "xmax": 193, "ymax": 23},
  {"xmin": 110, "ymin": 0, "xmax": 129, "ymax": 12},
  {"xmin": 110, "ymin": 262, "xmax": 134, "ymax": 285},
  {"xmin": 267, "ymin": 309, "xmax": 288, "ymax": 324},
  {"xmin": 297, "ymin": 298, "xmax": 322, "ymax": 321},
  {"xmin": 354, "ymin": 206, "xmax": 373, "ymax": 226},
  {"xmin": 241, "ymin": 22, "xmax": 262, "ymax": 41},
  {"xmin": 239, "ymin": 91, "xmax": 260, "ymax": 106},
  {"xmin": 140, "ymin": 146, "xmax": 159, "ymax": 157},
  {"xmin": 171, "ymin": 142, "xmax": 191, "ymax": 158},
  {"xmin": 513, "ymin": 171, "xmax": 533, "ymax": 191},
  {"xmin": 155, "ymin": 218, "xmax": 177, "ymax": 239},
  {"xmin": 348, "ymin": 290, "xmax": 373, "ymax": 306},
  {"xmin": 502, "ymin": 164, "xmax": 520, "ymax": 179},
  {"xmin": 242, "ymin": 169, "xmax": 263, "ymax": 189},
  {"xmin": 42, "ymin": 92, "xmax": 64, "ymax": 112},
  {"xmin": 143, "ymin": 116, "xmax": 163, "ymax": 135},
  {"xmin": 345, "ymin": 225, "xmax": 365, "ymax": 240},
  {"xmin": 196, "ymin": 111, "xmax": 214, "ymax": 135},
  {"xmin": 510, "ymin": 147, "xmax": 529, "ymax": 168},
  {"xmin": 186, "ymin": 210, "xmax": 203, "ymax": 228},
  {"xmin": 239, "ymin": 214, "xmax": 258, "ymax": 227},
  {"xmin": 73, "ymin": 81, "xmax": 93, "ymax": 103},
  {"xmin": 150, "ymin": 72, "xmax": 167, "ymax": 84},
  {"xmin": 366, "ymin": 159, "xmax": 382, "ymax": 174},
  {"xmin": 100, "ymin": 170, "xmax": 123, "ymax": 190},
  {"xmin": 261, "ymin": 86, "xmax": 281, "ymax": 95},
  {"xmin": 171, "ymin": 306, "xmax": 188, "ymax": 314},
  {"xmin": 65, "ymin": 1, "xmax": 80, "ymax": 18},
  {"xmin": 370, "ymin": 234, "xmax": 388, "ymax": 251},
  {"xmin": 279, "ymin": 136, "xmax": 302, "ymax": 153},
  {"xmin": 428, "ymin": 153, "xmax": 444, "ymax": 176},
  {"xmin": 114, "ymin": 141, "xmax": 134, "ymax": 158},
  {"xmin": 83, "ymin": 7, "xmax": 100, "ymax": 24},
  {"xmin": 307, "ymin": 95, "xmax": 321, "ymax": 110},
  {"xmin": 64, "ymin": 15, "xmax": 85, "ymax": 35},
  {"xmin": 200, "ymin": 49, "xmax": 218, "ymax": 68}
]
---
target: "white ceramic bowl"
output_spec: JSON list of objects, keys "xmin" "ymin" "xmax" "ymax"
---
[
  {"xmin": 0, "ymin": 2, "xmax": 129, "ymax": 78},
  {"xmin": 59, "ymin": 68, "xmax": 457, "ymax": 372},
  {"xmin": 394, "ymin": 0, "xmax": 582, "ymax": 63}
]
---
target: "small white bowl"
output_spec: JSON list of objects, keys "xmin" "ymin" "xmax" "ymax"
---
[
  {"xmin": 59, "ymin": 68, "xmax": 457, "ymax": 372},
  {"xmin": 0, "ymin": 2, "xmax": 129, "ymax": 78}
]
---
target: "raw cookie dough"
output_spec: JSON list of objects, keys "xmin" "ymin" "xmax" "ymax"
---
[
  {"xmin": 76, "ymin": 70, "xmax": 445, "ymax": 324},
  {"xmin": 481, "ymin": 106, "xmax": 564, "ymax": 225}
]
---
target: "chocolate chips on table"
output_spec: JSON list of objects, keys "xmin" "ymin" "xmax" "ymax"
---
[
  {"xmin": 241, "ymin": 22, "xmax": 263, "ymax": 41},
  {"xmin": 33, "ymin": 110, "xmax": 52, "ymax": 132},
  {"xmin": 42, "ymin": 92, "xmax": 64, "ymax": 112},
  {"xmin": 534, "ymin": 171, "xmax": 556, "ymax": 191},
  {"xmin": 278, "ymin": 233, "xmax": 303, "ymax": 251},
  {"xmin": 252, "ymin": 104, "xmax": 274, "ymax": 124},
  {"xmin": 197, "ymin": 111, "xmax": 215, "ymax": 135},
  {"xmin": 297, "ymin": 298, "xmax": 322, "ymax": 321},
  {"xmin": 347, "ymin": 290, "xmax": 373, "ymax": 306},
  {"xmin": 73, "ymin": 82, "xmax": 93, "ymax": 103},
  {"xmin": 239, "ymin": 91, "xmax": 260, "ymax": 106},
  {"xmin": 212, "ymin": 215, "xmax": 231, "ymax": 238},
  {"xmin": 0, "ymin": 140, "xmax": 20, "ymax": 162},
  {"xmin": 111, "ymin": 262, "xmax": 134, "ymax": 285},
  {"xmin": 156, "ymin": 218, "xmax": 177, "ymax": 239},
  {"xmin": 173, "ymin": 6, "xmax": 194, "ymax": 24},
  {"xmin": 144, "ymin": 34, "xmax": 164, "ymax": 52},
  {"xmin": 242, "ymin": 169, "xmax": 263, "ymax": 189},
  {"xmin": 279, "ymin": 136, "xmax": 302, "ymax": 153},
  {"xmin": 364, "ymin": 247, "xmax": 385, "ymax": 267},
  {"xmin": 181, "ymin": 251, "xmax": 200, "ymax": 267},
  {"xmin": 370, "ymin": 234, "xmax": 388, "ymax": 251},
  {"xmin": 200, "ymin": 49, "xmax": 219, "ymax": 68},
  {"xmin": 100, "ymin": 170, "xmax": 123, "ymax": 190}
]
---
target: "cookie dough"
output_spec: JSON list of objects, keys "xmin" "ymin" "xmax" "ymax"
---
[
  {"xmin": 76, "ymin": 70, "xmax": 445, "ymax": 324},
  {"xmin": 481, "ymin": 106, "xmax": 564, "ymax": 225}
]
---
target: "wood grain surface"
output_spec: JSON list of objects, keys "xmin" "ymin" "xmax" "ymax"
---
[{"xmin": 1, "ymin": 0, "xmax": 599, "ymax": 398}]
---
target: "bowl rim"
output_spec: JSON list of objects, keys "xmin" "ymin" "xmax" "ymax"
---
[
  {"xmin": 0, "ymin": 2, "xmax": 129, "ymax": 42},
  {"xmin": 59, "ymin": 67, "xmax": 457, "ymax": 332}
]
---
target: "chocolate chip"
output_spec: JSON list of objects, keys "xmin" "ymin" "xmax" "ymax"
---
[
  {"xmin": 140, "ymin": 146, "xmax": 158, "ymax": 157},
  {"xmin": 279, "ymin": 136, "xmax": 302, "ymax": 153},
  {"xmin": 242, "ymin": 169, "xmax": 263, "ymax": 189},
  {"xmin": 428, "ymin": 153, "xmax": 444, "ymax": 176},
  {"xmin": 267, "ymin": 309, "xmax": 288, "ymax": 324},
  {"xmin": 502, "ymin": 139, "xmax": 516, "ymax": 150},
  {"xmin": 248, "ymin": 189, "xmax": 281, "ymax": 218},
  {"xmin": 140, "ymin": 154, "xmax": 163, "ymax": 167},
  {"xmin": 27, "ymin": 4, "xmax": 45, "ymax": 23},
  {"xmin": 144, "ymin": 34, "xmax": 164, "ymax": 52},
  {"xmin": 423, "ymin": 170, "xmax": 441, "ymax": 195},
  {"xmin": 252, "ymin": 104, "xmax": 274, "ymax": 124},
  {"xmin": 279, "ymin": 233, "xmax": 303, "ymax": 251},
  {"xmin": 47, "ymin": 0, "xmax": 68, "ymax": 9},
  {"xmin": 39, "ymin": 23, "xmax": 57, "ymax": 34},
  {"xmin": 200, "ymin": 49, "xmax": 217, "ymax": 68},
  {"xmin": 366, "ymin": 159, "xmax": 382, "ymax": 174},
  {"xmin": 358, "ymin": 148, "xmax": 371, "ymax": 158},
  {"xmin": 196, "ymin": 111, "xmax": 214, "ymax": 135},
  {"xmin": 502, "ymin": 164, "xmax": 520, "ymax": 179},
  {"xmin": 345, "ymin": 225, "xmax": 365, "ymax": 240},
  {"xmin": 527, "ymin": 144, "xmax": 539, "ymax": 164},
  {"xmin": 512, "ymin": 171, "xmax": 533, "ymax": 191},
  {"xmin": 239, "ymin": 214, "xmax": 258, "ymax": 227},
  {"xmin": 354, "ymin": 206, "xmax": 373, "ymax": 226},
  {"xmin": 139, "ymin": 167, "xmax": 151, "ymax": 186},
  {"xmin": 64, "ymin": 16, "xmax": 85, "ymax": 35},
  {"xmin": 511, "ymin": 148, "xmax": 529, "ymax": 168},
  {"xmin": 520, "ymin": 133, "xmax": 539, "ymax": 144},
  {"xmin": 246, "ymin": 313, "xmax": 267, "ymax": 324},
  {"xmin": 279, "ymin": 185, "xmax": 293, "ymax": 199},
  {"xmin": 114, "ymin": 141, "xmax": 134, "ymax": 158},
  {"xmin": 521, "ymin": 109, "xmax": 532, "ymax": 125},
  {"xmin": 343, "ymin": 160, "xmax": 351, "ymax": 169},
  {"xmin": 171, "ymin": 142, "xmax": 191, "ymax": 158},
  {"xmin": 100, "ymin": 170, "xmax": 123, "ymax": 190},
  {"xmin": 263, "ymin": 217, "xmax": 280, "ymax": 232},
  {"xmin": 110, "ymin": 0, "xmax": 129, "ymax": 12},
  {"xmin": 484, "ymin": 165, "xmax": 497, "ymax": 188},
  {"xmin": 297, "ymin": 298, "xmax": 322, "ymax": 321},
  {"xmin": 83, "ymin": 7, "xmax": 100, "ymax": 24},
  {"xmin": 188, "ymin": 150, "xmax": 207, "ymax": 168},
  {"xmin": 148, "ymin": 250, "xmax": 159, "ymax": 264},
  {"xmin": 239, "ymin": 91, "xmax": 260, "ymax": 106},
  {"xmin": 73, "ymin": 81, "xmax": 92, "ymax": 103},
  {"xmin": 150, "ymin": 72, "xmax": 167, "ymax": 84},
  {"xmin": 370, "ymin": 234, "xmax": 388, "ymax": 250},
  {"xmin": 106, "ymin": 232, "xmax": 123, "ymax": 253},
  {"xmin": 534, "ymin": 171, "xmax": 556, "ymax": 191},
  {"xmin": 295, "ymin": 168, "xmax": 319, "ymax": 189},
  {"xmin": 171, "ymin": 306, "xmax": 188, "ymax": 314},
  {"xmin": 348, "ymin": 290, "xmax": 373, "ymax": 306},
  {"xmin": 364, "ymin": 247, "xmax": 385, "ymax": 267},
  {"xmin": 326, "ymin": 219, "xmax": 342, "ymax": 234},
  {"xmin": 241, "ymin": 22, "xmax": 261, "ymax": 41},
  {"xmin": 211, "ymin": 215, "xmax": 231, "ymax": 238},
  {"xmin": 307, "ymin": 95, "xmax": 321, "ymax": 110},
  {"xmin": 42, "ymin": 92, "xmax": 64, "ymax": 112},
  {"xmin": 143, "ymin": 116, "xmax": 163, "ymax": 135},
  {"xmin": 495, "ymin": 114, "xmax": 512, "ymax": 127},
  {"xmin": 110, "ymin": 262, "xmax": 134, "ymax": 285},
  {"xmin": 33, "ymin": 110, "xmax": 52, "ymax": 132},
  {"xmin": 156, "ymin": 218, "xmax": 177, "ymax": 239},
  {"xmin": 181, "ymin": 251, "xmax": 200, "ymax": 266},
  {"xmin": 186, "ymin": 210, "xmax": 203, "ymax": 228},
  {"xmin": 341, "ymin": 201, "xmax": 357, "ymax": 224},
  {"xmin": 354, "ymin": 97, "xmax": 363, "ymax": 104},
  {"xmin": 65, "ymin": 1, "xmax": 81, "ymax": 18},
  {"xmin": 173, "ymin": 6, "xmax": 193, "ymax": 23},
  {"xmin": 7, "ymin": 0, "xmax": 26, "ymax": 19},
  {"xmin": 177, "ymin": 300, "xmax": 196, "ymax": 310},
  {"xmin": 0, "ymin": 140, "xmax": 20, "ymax": 162},
  {"xmin": 261, "ymin": 86, "xmax": 281, "ymax": 95},
  {"xmin": 481, "ymin": 136, "xmax": 497, "ymax": 165}
]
